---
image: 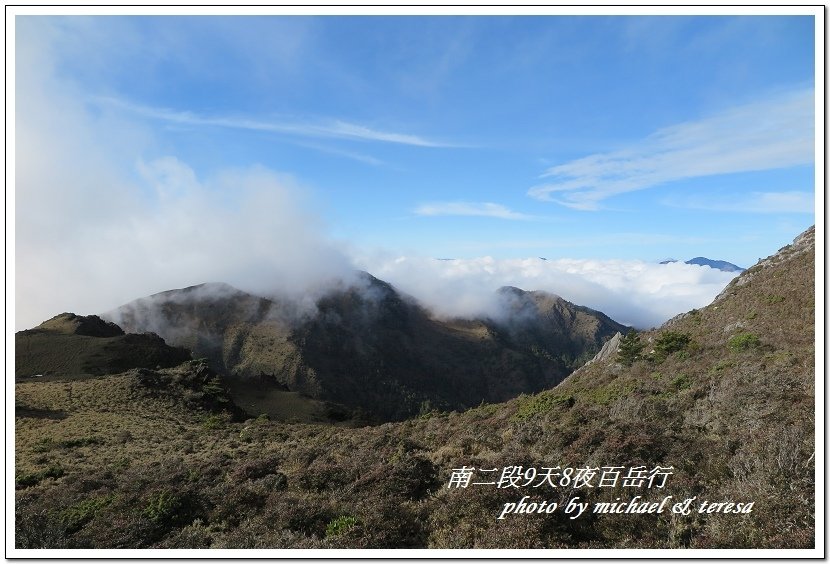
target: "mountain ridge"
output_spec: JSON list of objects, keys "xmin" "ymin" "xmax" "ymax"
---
[
  {"xmin": 103, "ymin": 271, "xmax": 627, "ymax": 421},
  {"xmin": 16, "ymin": 313, "xmax": 192, "ymax": 380}
]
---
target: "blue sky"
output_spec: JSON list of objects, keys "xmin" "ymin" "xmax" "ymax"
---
[{"xmin": 14, "ymin": 12, "xmax": 818, "ymax": 329}]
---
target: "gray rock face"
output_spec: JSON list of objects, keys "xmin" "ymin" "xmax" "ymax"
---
[{"xmin": 583, "ymin": 331, "xmax": 622, "ymax": 367}]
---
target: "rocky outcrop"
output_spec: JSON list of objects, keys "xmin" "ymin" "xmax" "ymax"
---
[{"xmin": 581, "ymin": 331, "xmax": 622, "ymax": 367}]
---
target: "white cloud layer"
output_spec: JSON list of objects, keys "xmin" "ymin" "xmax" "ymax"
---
[
  {"xmin": 529, "ymin": 88, "xmax": 814, "ymax": 210},
  {"xmin": 356, "ymin": 254, "xmax": 739, "ymax": 329},
  {"xmin": 414, "ymin": 201, "xmax": 534, "ymax": 220}
]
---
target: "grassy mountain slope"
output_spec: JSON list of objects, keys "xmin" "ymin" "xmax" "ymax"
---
[
  {"xmin": 16, "ymin": 313, "xmax": 191, "ymax": 380},
  {"xmin": 15, "ymin": 227, "xmax": 815, "ymax": 549}
]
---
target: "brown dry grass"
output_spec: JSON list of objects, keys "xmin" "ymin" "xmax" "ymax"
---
[{"xmin": 15, "ymin": 228, "xmax": 815, "ymax": 550}]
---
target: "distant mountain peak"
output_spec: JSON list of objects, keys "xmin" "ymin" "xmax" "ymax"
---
[
  {"xmin": 685, "ymin": 257, "xmax": 745, "ymax": 272},
  {"xmin": 659, "ymin": 257, "xmax": 744, "ymax": 272}
]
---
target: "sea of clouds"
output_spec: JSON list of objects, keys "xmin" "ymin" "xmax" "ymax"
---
[{"xmin": 355, "ymin": 254, "xmax": 738, "ymax": 329}]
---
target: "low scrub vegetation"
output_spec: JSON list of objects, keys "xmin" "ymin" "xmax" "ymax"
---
[
  {"xmin": 13, "ymin": 228, "xmax": 816, "ymax": 549},
  {"xmin": 728, "ymin": 333, "xmax": 762, "ymax": 352},
  {"xmin": 325, "ymin": 515, "xmax": 358, "ymax": 537},
  {"xmin": 512, "ymin": 392, "xmax": 574, "ymax": 420}
]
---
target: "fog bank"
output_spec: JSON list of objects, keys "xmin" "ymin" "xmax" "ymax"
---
[{"xmin": 356, "ymin": 254, "xmax": 739, "ymax": 329}]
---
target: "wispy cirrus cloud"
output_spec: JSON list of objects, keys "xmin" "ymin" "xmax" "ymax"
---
[
  {"xmin": 95, "ymin": 97, "xmax": 457, "ymax": 148},
  {"xmin": 414, "ymin": 201, "xmax": 535, "ymax": 220},
  {"xmin": 294, "ymin": 142, "xmax": 386, "ymax": 167},
  {"xmin": 663, "ymin": 191, "xmax": 814, "ymax": 214},
  {"xmin": 529, "ymin": 88, "xmax": 814, "ymax": 210}
]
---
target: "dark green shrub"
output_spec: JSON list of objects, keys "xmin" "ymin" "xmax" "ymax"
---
[
  {"xmin": 513, "ymin": 392, "xmax": 574, "ymax": 420},
  {"xmin": 582, "ymin": 381, "xmax": 636, "ymax": 406},
  {"xmin": 31, "ymin": 436, "xmax": 102, "ymax": 452},
  {"xmin": 617, "ymin": 330, "xmax": 644, "ymax": 366},
  {"xmin": 32, "ymin": 438, "xmax": 56, "ymax": 453},
  {"xmin": 15, "ymin": 473, "xmax": 41, "ymax": 488},
  {"xmin": 201, "ymin": 377, "xmax": 226, "ymax": 400},
  {"xmin": 729, "ymin": 333, "xmax": 762, "ymax": 351},
  {"xmin": 201, "ymin": 414, "xmax": 224, "ymax": 430},
  {"xmin": 16, "ymin": 465, "xmax": 64, "ymax": 488},
  {"xmin": 59, "ymin": 494, "xmax": 114, "ymax": 533},
  {"xmin": 654, "ymin": 331, "xmax": 692, "ymax": 354},
  {"xmin": 326, "ymin": 515, "xmax": 358, "ymax": 537},
  {"xmin": 671, "ymin": 373, "xmax": 692, "ymax": 391},
  {"xmin": 142, "ymin": 491, "xmax": 184, "ymax": 526},
  {"xmin": 710, "ymin": 359, "xmax": 734, "ymax": 373}
]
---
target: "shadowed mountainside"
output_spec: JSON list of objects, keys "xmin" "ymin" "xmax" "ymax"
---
[{"xmin": 105, "ymin": 272, "xmax": 627, "ymax": 421}]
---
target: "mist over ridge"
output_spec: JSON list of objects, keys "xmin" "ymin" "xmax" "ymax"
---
[
  {"xmin": 353, "ymin": 254, "xmax": 740, "ymax": 330},
  {"xmin": 100, "ymin": 271, "xmax": 630, "ymax": 421}
]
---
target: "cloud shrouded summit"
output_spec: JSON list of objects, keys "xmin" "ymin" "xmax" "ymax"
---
[{"xmin": 354, "ymin": 254, "xmax": 739, "ymax": 329}]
